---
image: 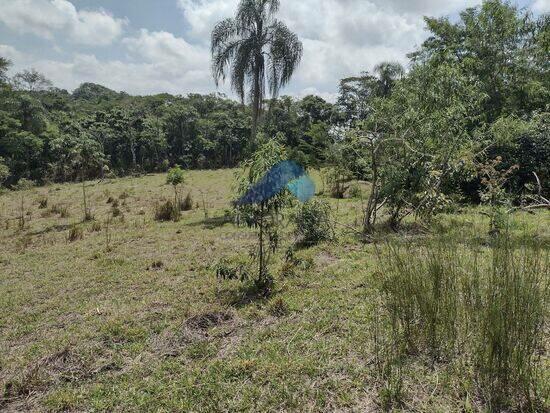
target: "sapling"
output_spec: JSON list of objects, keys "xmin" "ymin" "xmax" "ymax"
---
[
  {"xmin": 233, "ymin": 138, "xmax": 291, "ymax": 294},
  {"xmin": 166, "ymin": 166, "xmax": 185, "ymax": 221}
]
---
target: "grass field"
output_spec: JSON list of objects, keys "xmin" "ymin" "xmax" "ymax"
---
[{"xmin": 1, "ymin": 170, "xmax": 548, "ymax": 412}]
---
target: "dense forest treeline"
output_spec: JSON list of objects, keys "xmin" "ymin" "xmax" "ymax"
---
[{"xmin": 0, "ymin": 0, "xmax": 548, "ymax": 204}]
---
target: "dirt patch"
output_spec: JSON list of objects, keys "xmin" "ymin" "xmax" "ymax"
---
[
  {"xmin": 152, "ymin": 310, "xmax": 237, "ymax": 358},
  {"xmin": 315, "ymin": 251, "xmax": 339, "ymax": 267},
  {"xmin": 185, "ymin": 310, "xmax": 233, "ymax": 331}
]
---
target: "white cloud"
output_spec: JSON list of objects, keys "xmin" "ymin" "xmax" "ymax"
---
[
  {"xmin": 0, "ymin": 0, "xmax": 127, "ymax": 46},
  {"xmin": 177, "ymin": 0, "xmax": 239, "ymax": 41},
  {"xmin": 369, "ymin": 0, "xmax": 481, "ymax": 14},
  {"xmin": 176, "ymin": 0, "xmax": 479, "ymax": 100},
  {"xmin": 0, "ymin": 42, "xmax": 217, "ymax": 96},
  {"xmin": 531, "ymin": 0, "xmax": 550, "ymax": 13},
  {"xmin": 9, "ymin": 0, "xmax": 543, "ymax": 101},
  {"xmin": 0, "ymin": 45, "xmax": 27, "ymax": 64},
  {"xmin": 122, "ymin": 29, "xmax": 209, "ymax": 70}
]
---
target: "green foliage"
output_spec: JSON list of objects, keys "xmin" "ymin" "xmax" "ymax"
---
[
  {"xmin": 166, "ymin": 166, "xmax": 185, "ymax": 187},
  {"xmin": 292, "ymin": 199, "xmax": 334, "ymax": 246},
  {"xmin": 215, "ymin": 257, "xmax": 249, "ymax": 281},
  {"xmin": 0, "ymin": 157, "xmax": 9, "ymax": 184}
]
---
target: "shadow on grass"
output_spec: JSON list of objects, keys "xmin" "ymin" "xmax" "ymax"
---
[
  {"xmin": 186, "ymin": 215, "xmax": 233, "ymax": 230},
  {"xmin": 28, "ymin": 223, "xmax": 73, "ymax": 236},
  {"xmin": 217, "ymin": 280, "xmax": 273, "ymax": 308}
]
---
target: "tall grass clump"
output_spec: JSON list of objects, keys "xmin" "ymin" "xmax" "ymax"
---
[
  {"xmin": 376, "ymin": 232, "xmax": 549, "ymax": 410},
  {"xmin": 154, "ymin": 200, "xmax": 178, "ymax": 222},
  {"xmin": 292, "ymin": 199, "xmax": 334, "ymax": 246},
  {"xmin": 378, "ymin": 238, "xmax": 462, "ymax": 361},
  {"xmin": 473, "ymin": 236, "xmax": 548, "ymax": 409}
]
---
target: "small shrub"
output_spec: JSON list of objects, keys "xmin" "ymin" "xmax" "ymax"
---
[
  {"xmin": 89, "ymin": 221, "xmax": 102, "ymax": 232},
  {"xmin": 293, "ymin": 199, "xmax": 334, "ymax": 246},
  {"xmin": 280, "ymin": 248, "xmax": 314, "ymax": 277},
  {"xmin": 111, "ymin": 206, "xmax": 123, "ymax": 218},
  {"xmin": 67, "ymin": 225, "xmax": 83, "ymax": 242},
  {"xmin": 348, "ymin": 183, "xmax": 362, "ymax": 198},
  {"xmin": 149, "ymin": 260, "xmax": 164, "ymax": 270},
  {"xmin": 179, "ymin": 192, "xmax": 193, "ymax": 211},
  {"xmin": 50, "ymin": 204, "xmax": 70, "ymax": 218},
  {"xmin": 154, "ymin": 200, "xmax": 178, "ymax": 222},
  {"xmin": 268, "ymin": 297, "xmax": 289, "ymax": 317},
  {"xmin": 159, "ymin": 159, "xmax": 170, "ymax": 172},
  {"xmin": 15, "ymin": 178, "xmax": 35, "ymax": 190},
  {"xmin": 38, "ymin": 197, "xmax": 48, "ymax": 209},
  {"xmin": 215, "ymin": 258, "xmax": 249, "ymax": 281},
  {"xmin": 324, "ymin": 167, "xmax": 350, "ymax": 199}
]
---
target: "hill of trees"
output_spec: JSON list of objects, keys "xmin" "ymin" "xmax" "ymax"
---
[{"xmin": 0, "ymin": 0, "xmax": 548, "ymax": 207}]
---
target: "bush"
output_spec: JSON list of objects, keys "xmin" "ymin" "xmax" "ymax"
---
[
  {"xmin": 293, "ymin": 199, "xmax": 334, "ymax": 246},
  {"xmin": 154, "ymin": 200, "xmax": 178, "ymax": 222},
  {"xmin": 38, "ymin": 197, "xmax": 48, "ymax": 209},
  {"xmin": 348, "ymin": 182, "xmax": 362, "ymax": 198}
]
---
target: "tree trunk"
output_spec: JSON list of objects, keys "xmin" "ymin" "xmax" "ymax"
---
[
  {"xmin": 364, "ymin": 145, "xmax": 378, "ymax": 234},
  {"xmin": 251, "ymin": 56, "xmax": 262, "ymax": 142},
  {"xmin": 82, "ymin": 171, "xmax": 91, "ymax": 221},
  {"xmin": 259, "ymin": 202, "xmax": 265, "ymax": 282}
]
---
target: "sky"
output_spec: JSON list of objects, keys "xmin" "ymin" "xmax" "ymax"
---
[{"xmin": 0, "ymin": 0, "xmax": 547, "ymax": 101}]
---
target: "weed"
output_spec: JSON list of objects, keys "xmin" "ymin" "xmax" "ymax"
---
[
  {"xmin": 268, "ymin": 297, "xmax": 289, "ymax": 317},
  {"xmin": 180, "ymin": 192, "xmax": 193, "ymax": 211},
  {"xmin": 111, "ymin": 206, "xmax": 123, "ymax": 218},
  {"xmin": 154, "ymin": 200, "xmax": 178, "ymax": 222},
  {"xmin": 215, "ymin": 257, "xmax": 249, "ymax": 281},
  {"xmin": 348, "ymin": 182, "xmax": 362, "ymax": 198},
  {"xmin": 293, "ymin": 199, "xmax": 334, "ymax": 246},
  {"xmin": 38, "ymin": 196, "xmax": 48, "ymax": 209},
  {"xmin": 67, "ymin": 225, "xmax": 83, "ymax": 242},
  {"xmin": 50, "ymin": 204, "xmax": 70, "ymax": 218},
  {"xmin": 149, "ymin": 260, "xmax": 164, "ymax": 270},
  {"xmin": 89, "ymin": 221, "xmax": 102, "ymax": 232}
]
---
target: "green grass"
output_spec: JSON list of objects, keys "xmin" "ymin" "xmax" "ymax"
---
[{"xmin": 0, "ymin": 170, "xmax": 548, "ymax": 412}]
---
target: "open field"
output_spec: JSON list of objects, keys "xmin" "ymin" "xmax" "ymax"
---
[{"xmin": 1, "ymin": 170, "xmax": 549, "ymax": 412}]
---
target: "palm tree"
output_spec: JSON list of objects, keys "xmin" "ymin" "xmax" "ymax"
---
[
  {"xmin": 374, "ymin": 62, "xmax": 405, "ymax": 97},
  {"xmin": 211, "ymin": 0, "xmax": 303, "ymax": 140}
]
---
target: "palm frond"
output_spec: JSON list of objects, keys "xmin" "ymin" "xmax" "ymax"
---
[{"xmin": 267, "ymin": 20, "xmax": 303, "ymax": 97}]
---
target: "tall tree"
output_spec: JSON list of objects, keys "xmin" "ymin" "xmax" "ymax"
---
[
  {"xmin": 211, "ymin": 0, "xmax": 303, "ymax": 140},
  {"xmin": 0, "ymin": 57, "xmax": 11, "ymax": 85},
  {"xmin": 13, "ymin": 69, "xmax": 52, "ymax": 92}
]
